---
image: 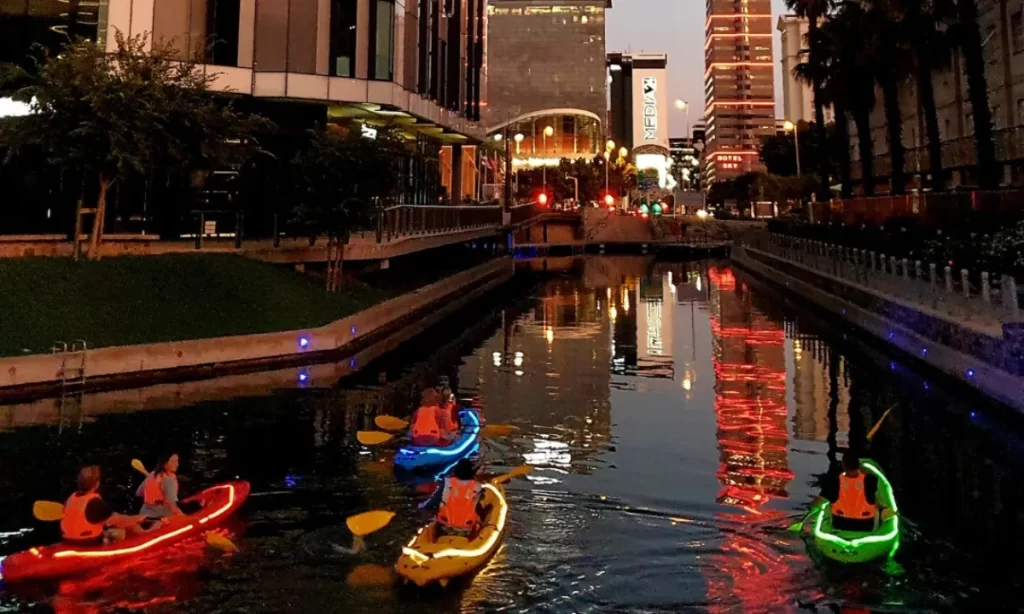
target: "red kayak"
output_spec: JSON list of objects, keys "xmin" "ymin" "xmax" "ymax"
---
[{"xmin": 0, "ymin": 481, "xmax": 250, "ymax": 583}]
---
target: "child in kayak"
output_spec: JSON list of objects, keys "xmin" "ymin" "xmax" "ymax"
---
[
  {"xmin": 411, "ymin": 389, "xmax": 445, "ymax": 446},
  {"xmin": 137, "ymin": 452, "xmax": 185, "ymax": 520},
  {"xmin": 418, "ymin": 459, "xmax": 489, "ymax": 537},
  {"xmin": 61, "ymin": 465, "xmax": 145, "ymax": 544},
  {"xmin": 814, "ymin": 451, "xmax": 894, "ymax": 532}
]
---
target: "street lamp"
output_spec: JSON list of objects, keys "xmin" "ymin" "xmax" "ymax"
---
[
  {"xmin": 543, "ymin": 125, "xmax": 554, "ymax": 191},
  {"xmin": 619, "ymin": 146, "xmax": 628, "ymax": 160},
  {"xmin": 675, "ymin": 100, "xmax": 690, "ymax": 136},
  {"xmin": 565, "ymin": 174, "xmax": 579, "ymax": 207},
  {"xmin": 603, "ymin": 150, "xmax": 611, "ymax": 193},
  {"xmin": 784, "ymin": 120, "xmax": 801, "ymax": 177},
  {"xmin": 606, "ymin": 139, "xmax": 615, "ymax": 152},
  {"xmin": 514, "ymin": 133, "xmax": 524, "ymax": 197}
]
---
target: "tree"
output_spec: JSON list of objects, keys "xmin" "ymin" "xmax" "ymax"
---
[
  {"xmin": 0, "ymin": 33, "xmax": 267, "ymax": 259},
  {"xmin": 954, "ymin": 0, "xmax": 1000, "ymax": 188},
  {"xmin": 866, "ymin": 0, "xmax": 912, "ymax": 195},
  {"xmin": 759, "ymin": 120, "xmax": 836, "ymax": 180},
  {"xmin": 785, "ymin": 0, "xmax": 835, "ymax": 200},
  {"xmin": 288, "ymin": 126, "xmax": 410, "ymax": 291}
]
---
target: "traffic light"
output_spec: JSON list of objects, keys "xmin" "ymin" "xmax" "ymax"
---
[
  {"xmin": 639, "ymin": 203, "xmax": 650, "ymax": 215},
  {"xmin": 652, "ymin": 202, "xmax": 663, "ymax": 216},
  {"xmin": 604, "ymin": 193, "xmax": 615, "ymax": 208},
  {"xmin": 538, "ymin": 192, "xmax": 549, "ymax": 206}
]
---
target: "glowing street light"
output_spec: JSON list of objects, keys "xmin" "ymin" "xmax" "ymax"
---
[
  {"xmin": 606, "ymin": 139, "xmax": 615, "ymax": 151},
  {"xmin": 493, "ymin": 133, "xmax": 503, "ymax": 142},
  {"xmin": 784, "ymin": 120, "xmax": 802, "ymax": 176},
  {"xmin": 542, "ymin": 126, "xmax": 554, "ymax": 189},
  {"xmin": 619, "ymin": 147, "xmax": 628, "ymax": 159}
]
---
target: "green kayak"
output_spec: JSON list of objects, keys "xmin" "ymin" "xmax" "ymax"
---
[{"xmin": 810, "ymin": 459, "xmax": 900, "ymax": 564}]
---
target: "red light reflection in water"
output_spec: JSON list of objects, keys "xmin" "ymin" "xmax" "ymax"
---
[
  {"xmin": 6, "ymin": 524, "xmax": 241, "ymax": 614},
  {"xmin": 704, "ymin": 267, "xmax": 799, "ymax": 612}
]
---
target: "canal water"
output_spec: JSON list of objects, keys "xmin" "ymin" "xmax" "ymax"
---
[{"xmin": 1, "ymin": 256, "xmax": 1023, "ymax": 613}]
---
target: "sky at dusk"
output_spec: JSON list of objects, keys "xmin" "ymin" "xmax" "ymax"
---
[{"xmin": 606, "ymin": 0, "xmax": 790, "ymax": 137}]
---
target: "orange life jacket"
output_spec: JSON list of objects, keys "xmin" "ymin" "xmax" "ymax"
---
[
  {"xmin": 143, "ymin": 473, "xmax": 178, "ymax": 506},
  {"xmin": 438, "ymin": 477, "xmax": 482, "ymax": 531},
  {"xmin": 60, "ymin": 492, "xmax": 103, "ymax": 541},
  {"xmin": 412, "ymin": 406, "xmax": 443, "ymax": 440},
  {"xmin": 832, "ymin": 473, "xmax": 878, "ymax": 520},
  {"xmin": 437, "ymin": 404, "xmax": 459, "ymax": 435}
]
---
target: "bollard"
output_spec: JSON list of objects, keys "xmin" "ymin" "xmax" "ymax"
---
[
  {"xmin": 1003, "ymin": 275, "xmax": 1020, "ymax": 318},
  {"xmin": 915, "ymin": 260, "xmax": 922, "ymax": 281},
  {"xmin": 981, "ymin": 272, "xmax": 990, "ymax": 303},
  {"xmin": 870, "ymin": 251, "xmax": 877, "ymax": 270},
  {"xmin": 945, "ymin": 266, "xmax": 953, "ymax": 293},
  {"xmin": 929, "ymin": 263, "xmax": 937, "ymax": 285},
  {"xmin": 961, "ymin": 269, "xmax": 970, "ymax": 299},
  {"xmin": 902, "ymin": 258, "xmax": 910, "ymax": 281},
  {"xmin": 881, "ymin": 254, "xmax": 888, "ymax": 274}
]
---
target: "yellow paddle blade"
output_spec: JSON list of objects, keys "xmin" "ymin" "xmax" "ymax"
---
[
  {"xmin": 346, "ymin": 563, "xmax": 395, "ymax": 587},
  {"xmin": 357, "ymin": 431, "xmax": 394, "ymax": 446},
  {"xmin": 206, "ymin": 532, "xmax": 239, "ymax": 552},
  {"xmin": 867, "ymin": 404, "xmax": 897, "ymax": 441},
  {"xmin": 131, "ymin": 458, "xmax": 148, "ymax": 476},
  {"xmin": 346, "ymin": 510, "xmax": 395, "ymax": 537},
  {"xmin": 491, "ymin": 465, "xmax": 534, "ymax": 485},
  {"xmin": 374, "ymin": 415, "xmax": 409, "ymax": 432},
  {"xmin": 33, "ymin": 501, "xmax": 65, "ymax": 522},
  {"xmin": 481, "ymin": 424, "xmax": 519, "ymax": 438}
]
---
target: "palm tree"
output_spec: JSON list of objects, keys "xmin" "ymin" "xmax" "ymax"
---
[
  {"xmin": 902, "ymin": 0, "xmax": 956, "ymax": 192},
  {"xmin": 785, "ymin": 0, "xmax": 835, "ymax": 200},
  {"xmin": 954, "ymin": 0, "xmax": 1000, "ymax": 188},
  {"xmin": 866, "ymin": 0, "xmax": 911, "ymax": 195}
]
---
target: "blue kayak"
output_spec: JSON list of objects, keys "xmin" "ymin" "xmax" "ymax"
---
[{"xmin": 394, "ymin": 409, "xmax": 482, "ymax": 472}]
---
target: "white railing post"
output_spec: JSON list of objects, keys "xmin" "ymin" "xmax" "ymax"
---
[
  {"xmin": 961, "ymin": 269, "xmax": 971, "ymax": 299},
  {"xmin": 945, "ymin": 266, "xmax": 953, "ymax": 293},
  {"xmin": 902, "ymin": 258, "xmax": 910, "ymax": 282},
  {"xmin": 1003, "ymin": 275, "xmax": 1019, "ymax": 319},
  {"xmin": 981, "ymin": 272, "xmax": 991, "ymax": 303}
]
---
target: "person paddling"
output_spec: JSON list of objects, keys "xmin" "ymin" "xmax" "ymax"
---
[
  {"xmin": 411, "ymin": 389, "xmax": 445, "ymax": 446},
  {"xmin": 814, "ymin": 451, "xmax": 893, "ymax": 532},
  {"xmin": 437, "ymin": 386, "xmax": 460, "ymax": 443},
  {"xmin": 418, "ymin": 459, "xmax": 488, "ymax": 537},
  {"xmin": 61, "ymin": 465, "xmax": 144, "ymax": 544},
  {"xmin": 137, "ymin": 452, "xmax": 184, "ymax": 520}
]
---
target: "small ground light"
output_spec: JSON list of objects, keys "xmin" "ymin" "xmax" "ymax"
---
[
  {"xmin": 299, "ymin": 335, "xmax": 311, "ymax": 349},
  {"xmin": 966, "ymin": 368, "xmax": 975, "ymax": 378},
  {"xmin": 351, "ymin": 325, "xmax": 357, "ymax": 335},
  {"xmin": 298, "ymin": 369, "xmax": 310, "ymax": 384},
  {"xmin": 888, "ymin": 332, "xmax": 894, "ymax": 340},
  {"xmin": 921, "ymin": 348, "xmax": 928, "ymax": 356},
  {"xmin": 970, "ymin": 411, "xmax": 978, "ymax": 418}
]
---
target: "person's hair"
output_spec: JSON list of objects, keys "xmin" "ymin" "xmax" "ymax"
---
[
  {"xmin": 77, "ymin": 465, "xmax": 101, "ymax": 492},
  {"xmin": 453, "ymin": 459, "xmax": 476, "ymax": 480},
  {"xmin": 420, "ymin": 388, "xmax": 441, "ymax": 407},
  {"xmin": 440, "ymin": 387, "xmax": 453, "ymax": 401},
  {"xmin": 842, "ymin": 451, "xmax": 861, "ymax": 471},
  {"xmin": 154, "ymin": 452, "xmax": 178, "ymax": 476}
]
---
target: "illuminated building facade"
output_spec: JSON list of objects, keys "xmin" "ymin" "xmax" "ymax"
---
[
  {"xmin": 704, "ymin": 0, "xmax": 776, "ymax": 184},
  {"xmin": 607, "ymin": 52, "xmax": 674, "ymax": 190},
  {"xmin": 484, "ymin": 0, "xmax": 609, "ymax": 166}
]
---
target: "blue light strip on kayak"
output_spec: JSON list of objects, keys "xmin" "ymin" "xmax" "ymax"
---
[{"xmin": 397, "ymin": 409, "xmax": 482, "ymax": 458}]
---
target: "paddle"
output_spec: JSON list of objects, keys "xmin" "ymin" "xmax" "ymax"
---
[
  {"xmin": 481, "ymin": 424, "xmax": 519, "ymax": 438},
  {"xmin": 333, "ymin": 510, "xmax": 397, "ymax": 555},
  {"xmin": 374, "ymin": 416, "xmax": 409, "ymax": 432},
  {"xmin": 489, "ymin": 465, "xmax": 534, "ymax": 485},
  {"xmin": 787, "ymin": 403, "xmax": 898, "ymax": 532},
  {"xmin": 358, "ymin": 431, "xmax": 394, "ymax": 446},
  {"xmin": 130, "ymin": 459, "xmax": 238, "ymax": 552},
  {"xmin": 33, "ymin": 500, "xmax": 65, "ymax": 522}
]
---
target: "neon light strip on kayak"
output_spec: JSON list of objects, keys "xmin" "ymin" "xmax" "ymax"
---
[
  {"xmin": 401, "ymin": 483, "xmax": 508, "ymax": 561},
  {"xmin": 53, "ymin": 484, "xmax": 236, "ymax": 559},
  {"xmin": 398, "ymin": 410, "xmax": 482, "ymax": 458}
]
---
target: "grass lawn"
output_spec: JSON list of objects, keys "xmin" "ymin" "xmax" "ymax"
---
[{"xmin": 0, "ymin": 254, "xmax": 396, "ymax": 357}]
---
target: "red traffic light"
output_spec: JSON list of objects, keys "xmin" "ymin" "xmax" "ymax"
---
[
  {"xmin": 538, "ymin": 193, "xmax": 549, "ymax": 206},
  {"xmin": 604, "ymin": 193, "xmax": 615, "ymax": 207}
]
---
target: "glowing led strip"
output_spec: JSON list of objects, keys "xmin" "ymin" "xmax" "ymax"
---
[
  {"xmin": 398, "ymin": 410, "xmax": 482, "ymax": 459},
  {"xmin": 53, "ymin": 484, "xmax": 237, "ymax": 559},
  {"xmin": 812, "ymin": 461, "xmax": 899, "ymax": 548},
  {"xmin": 401, "ymin": 484, "xmax": 508, "ymax": 561}
]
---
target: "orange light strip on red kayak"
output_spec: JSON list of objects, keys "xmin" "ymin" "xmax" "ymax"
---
[{"xmin": 53, "ymin": 484, "xmax": 236, "ymax": 559}]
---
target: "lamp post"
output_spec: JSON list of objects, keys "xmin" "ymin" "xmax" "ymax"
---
[
  {"xmin": 542, "ymin": 125, "xmax": 554, "ymax": 192},
  {"xmin": 514, "ymin": 133, "xmax": 524, "ymax": 198},
  {"xmin": 566, "ymin": 174, "xmax": 579, "ymax": 207},
  {"xmin": 604, "ymin": 151, "xmax": 611, "ymax": 194},
  {"xmin": 784, "ymin": 120, "xmax": 801, "ymax": 177}
]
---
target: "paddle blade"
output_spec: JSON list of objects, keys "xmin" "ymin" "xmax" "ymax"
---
[
  {"xmin": 491, "ymin": 465, "xmax": 534, "ymax": 485},
  {"xmin": 206, "ymin": 532, "xmax": 239, "ymax": 552},
  {"xmin": 346, "ymin": 563, "xmax": 395, "ymax": 587},
  {"xmin": 347, "ymin": 510, "xmax": 395, "ymax": 537},
  {"xmin": 375, "ymin": 416, "xmax": 409, "ymax": 432},
  {"xmin": 867, "ymin": 405, "xmax": 896, "ymax": 441},
  {"xmin": 33, "ymin": 501, "xmax": 64, "ymax": 522},
  {"xmin": 357, "ymin": 431, "xmax": 394, "ymax": 446},
  {"xmin": 481, "ymin": 424, "xmax": 519, "ymax": 438},
  {"xmin": 131, "ymin": 458, "xmax": 148, "ymax": 476},
  {"xmin": 786, "ymin": 520, "xmax": 805, "ymax": 533}
]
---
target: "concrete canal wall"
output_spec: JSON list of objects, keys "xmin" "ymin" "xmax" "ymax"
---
[
  {"xmin": 731, "ymin": 244, "xmax": 1024, "ymax": 414},
  {"xmin": 0, "ymin": 257, "xmax": 512, "ymax": 398}
]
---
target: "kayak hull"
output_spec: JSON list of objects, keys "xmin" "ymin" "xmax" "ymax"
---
[
  {"xmin": 396, "ymin": 482, "xmax": 506, "ymax": 587},
  {"xmin": 393, "ymin": 409, "xmax": 481, "ymax": 473},
  {"xmin": 810, "ymin": 460, "xmax": 899, "ymax": 564},
  {"xmin": 1, "ymin": 481, "xmax": 250, "ymax": 582}
]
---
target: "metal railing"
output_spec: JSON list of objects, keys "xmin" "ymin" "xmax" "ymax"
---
[
  {"xmin": 746, "ymin": 232, "xmax": 1021, "ymax": 329},
  {"xmin": 376, "ymin": 204, "xmax": 504, "ymax": 242}
]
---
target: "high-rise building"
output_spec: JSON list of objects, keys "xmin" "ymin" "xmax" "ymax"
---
[
  {"xmin": 607, "ymin": 52, "xmax": 673, "ymax": 190},
  {"xmin": 484, "ymin": 0, "xmax": 609, "ymax": 166},
  {"xmin": 703, "ymin": 0, "xmax": 776, "ymax": 184},
  {"xmin": 777, "ymin": 15, "xmax": 833, "ymax": 126}
]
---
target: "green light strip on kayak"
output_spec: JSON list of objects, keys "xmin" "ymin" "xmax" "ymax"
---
[{"xmin": 812, "ymin": 460, "xmax": 899, "ymax": 548}]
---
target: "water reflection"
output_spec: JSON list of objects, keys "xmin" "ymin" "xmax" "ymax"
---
[{"xmin": 2, "ymin": 257, "xmax": 1024, "ymax": 611}]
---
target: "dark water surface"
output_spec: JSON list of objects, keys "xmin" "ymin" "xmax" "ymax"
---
[{"xmin": 2, "ymin": 256, "xmax": 1023, "ymax": 613}]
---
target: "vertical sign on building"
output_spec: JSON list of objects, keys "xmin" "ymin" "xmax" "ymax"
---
[{"xmin": 631, "ymin": 66, "xmax": 668, "ymax": 151}]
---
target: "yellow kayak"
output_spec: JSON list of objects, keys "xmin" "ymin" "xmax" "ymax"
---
[{"xmin": 396, "ymin": 483, "xmax": 508, "ymax": 587}]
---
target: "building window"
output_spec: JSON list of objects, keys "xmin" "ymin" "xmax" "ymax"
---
[
  {"xmin": 372, "ymin": 0, "xmax": 394, "ymax": 80},
  {"xmin": 331, "ymin": 0, "xmax": 357, "ymax": 77},
  {"xmin": 1013, "ymin": 11, "xmax": 1023, "ymax": 54},
  {"xmin": 207, "ymin": 0, "xmax": 241, "ymax": 66}
]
